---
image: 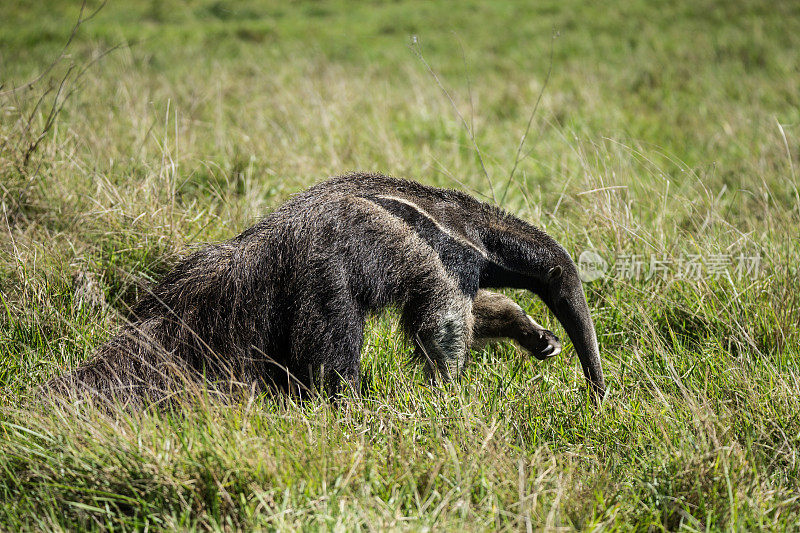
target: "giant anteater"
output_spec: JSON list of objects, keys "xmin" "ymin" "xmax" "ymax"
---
[{"xmin": 46, "ymin": 173, "xmax": 605, "ymax": 404}]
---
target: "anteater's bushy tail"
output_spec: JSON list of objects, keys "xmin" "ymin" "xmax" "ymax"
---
[
  {"xmin": 40, "ymin": 319, "xmax": 202, "ymax": 406},
  {"xmin": 40, "ymin": 242, "xmax": 252, "ymax": 406}
]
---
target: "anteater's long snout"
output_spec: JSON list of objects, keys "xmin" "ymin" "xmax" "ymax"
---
[{"xmin": 553, "ymin": 290, "xmax": 606, "ymax": 402}]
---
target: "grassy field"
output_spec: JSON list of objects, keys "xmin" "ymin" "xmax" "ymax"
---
[{"xmin": 1, "ymin": 0, "xmax": 799, "ymax": 529}]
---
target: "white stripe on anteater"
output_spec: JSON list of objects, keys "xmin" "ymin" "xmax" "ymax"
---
[{"xmin": 374, "ymin": 194, "xmax": 489, "ymax": 259}]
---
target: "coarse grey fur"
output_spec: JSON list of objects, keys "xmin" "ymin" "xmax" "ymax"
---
[{"xmin": 45, "ymin": 172, "xmax": 605, "ymax": 404}]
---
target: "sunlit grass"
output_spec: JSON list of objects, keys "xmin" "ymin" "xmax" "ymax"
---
[{"xmin": 1, "ymin": 0, "xmax": 799, "ymax": 529}]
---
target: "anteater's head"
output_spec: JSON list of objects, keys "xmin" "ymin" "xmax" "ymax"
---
[{"xmin": 535, "ymin": 254, "xmax": 606, "ymax": 403}]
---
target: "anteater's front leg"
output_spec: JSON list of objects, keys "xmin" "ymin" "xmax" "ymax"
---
[
  {"xmin": 471, "ymin": 290, "xmax": 561, "ymax": 360},
  {"xmin": 405, "ymin": 282, "xmax": 474, "ymax": 386}
]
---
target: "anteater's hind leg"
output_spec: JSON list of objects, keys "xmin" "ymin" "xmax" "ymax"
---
[
  {"xmin": 471, "ymin": 290, "xmax": 561, "ymax": 360},
  {"xmin": 290, "ymin": 292, "xmax": 366, "ymax": 398}
]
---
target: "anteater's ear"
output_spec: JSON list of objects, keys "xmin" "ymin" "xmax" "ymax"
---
[{"xmin": 547, "ymin": 265, "xmax": 563, "ymax": 281}]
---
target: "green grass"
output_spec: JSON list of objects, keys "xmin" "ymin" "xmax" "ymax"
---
[{"xmin": 1, "ymin": 0, "xmax": 799, "ymax": 529}]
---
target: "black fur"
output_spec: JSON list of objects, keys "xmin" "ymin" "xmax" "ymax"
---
[{"xmin": 45, "ymin": 173, "xmax": 605, "ymax": 403}]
